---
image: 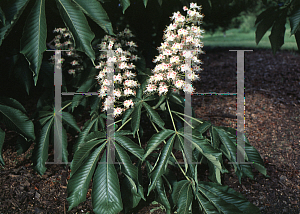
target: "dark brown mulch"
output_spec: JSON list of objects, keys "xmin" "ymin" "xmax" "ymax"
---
[{"xmin": 0, "ymin": 47, "xmax": 299, "ymax": 213}]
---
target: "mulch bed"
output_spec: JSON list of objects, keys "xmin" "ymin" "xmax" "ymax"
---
[{"xmin": 0, "ymin": 47, "xmax": 299, "ymax": 213}]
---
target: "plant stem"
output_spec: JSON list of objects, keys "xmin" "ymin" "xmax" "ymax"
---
[
  {"xmin": 59, "ymin": 101, "xmax": 72, "ymax": 112},
  {"xmin": 175, "ymin": 114, "xmax": 194, "ymax": 129},
  {"xmin": 116, "ymin": 117, "xmax": 132, "ymax": 131},
  {"xmin": 171, "ymin": 110, "xmax": 203, "ymax": 124},
  {"xmin": 150, "ymin": 120, "xmax": 191, "ymax": 182},
  {"xmin": 137, "ymin": 129, "xmax": 141, "ymax": 147},
  {"xmin": 166, "ymin": 100, "xmax": 177, "ymax": 132}
]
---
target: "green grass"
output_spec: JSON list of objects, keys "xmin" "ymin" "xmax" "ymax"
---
[{"xmin": 202, "ymin": 25, "xmax": 298, "ymax": 51}]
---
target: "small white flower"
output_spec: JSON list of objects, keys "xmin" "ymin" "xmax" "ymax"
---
[
  {"xmin": 183, "ymin": 83, "xmax": 194, "ymax": 93},
  {"xmin": 114, "ymin": 107, "xmax": 123, "ymax": 117},
  {"xmin": 174, "ymin": 80, "xmax": 185, "ymax": 89},
  {"xmin": 68, "ymin": 69, "xmax": 75, "ymax": 75},
  {"xmin": 114, "ymin": 73, "xmax": 123, "ymax": 83},
  {"xmin": 114, "ymin": 89, "xmax": 122, "ymax": 98},
  {"xmin": 145, "ymin": 84, "xmax": 157, "ymax": 93},
  {"xmin": 158, "ymin": 85, "xmax": 168, "ymax": 96},
  {"xmin": 167, "ymin": 71, "xmax": 177, "ymax": 80},
  {"xmin": 123, "ymin": 99, "xmax": 134, "ymax": 109},
  {"xmin": 124, "ymin": 88, "xmax": 135, "ymax": 96}
]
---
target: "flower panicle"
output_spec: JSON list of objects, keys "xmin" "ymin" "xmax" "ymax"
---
[{"xmin": 145, "ymin": 3, "xmax": 204, "ymax": 96}]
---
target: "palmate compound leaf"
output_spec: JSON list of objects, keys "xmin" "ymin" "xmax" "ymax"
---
[
  {"xmin": 145, "ymin": 161, "xmax": 171, "ymax": 214},
  {"xmin": 196, "ymin": 181, "xmax": 260, "ymax": 214},
  {"xmin": 142, "ymin": 101, "xmax": 165, "ymax": 129},
  {"xmin": 147, "ymin": 134, "xmax": 176, "ymax": 196},
  {"xmin": 0, "ymin": 97, "xmax": 27, "ymax": 114},
  {"xmin": 67, "ymin": 143, "xmax": 106, "ymax": 211},
  {"xmin": 255, "ymin": 6, "xmax": 279, "ymax": 45},
  {"xmin": 0, "ymin": 6, "xmax": 5, "ymax": 26},
  {"xmin": 20, "ymin": 0, "xmax": 47, "ymax": 86},
  {"xmin": 115, "ymin": 143, "xmax": 145, "ymax": 200},
  {"xmin": 143, "ymin": 129, "xmax": 175, "ymax": 161},
  {"xmin": 289, "ymin": 6, "xmax": 300, "ymax": 35},
  {"xmin": 61, "ymin": 111, "xmax": 81, "ymax": 132},
  {"xmin": 0, "ymin": 0, "xmax": 30, "ymax": 46},
  {"xmin": 92, "ymin": 152, "xmax": 123, "ymax": 214},
  {"xmin": 177, "ymin": 129, "xmax": 223, "ymax": 172},
  {"xmin": 120, "ymin": 0, "xmax": 130, "ymax": 14},
  {"xmin": 0, "ymin": 103, "xmax": 35, "ymax": 141},
  {"xmin": 32, "ymin": 117, "xmax": 53, "ymax": 175},
  {"xmin": 269, "ymin": 8, "xmax": 288, "ymax": 54},
  {"xmin": 171, "ymin": 180, "xmax": 193, "ymax": 214},
  {"xmin": 70, "ymin": 131, "xmax": 106, "ymax": 177},
  {"xmin": 72, "ymin": 117, "xmax": 99, "ymax": 153},
  {"xmin": 72, "ymin": 0, "xmax": 114, "ymax": 35},
  {"xmin": 216, "ymin": 126, "xmax": 267, "ymax": 179},
  {"xmin": 56, "ymin": 0, "xmax": 95, "ymax": 62},
  {"xmin": 115, "ymin": 143, "xmax": 140, "ymax": 191},
  {"xmin": 114, "ymin": 132, "xmax": 144, "ymax": 160}
]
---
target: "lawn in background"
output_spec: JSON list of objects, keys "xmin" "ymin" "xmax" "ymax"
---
[{"xmin": 202, "ymin": 24, "xmax": 298, "ymax": 51}]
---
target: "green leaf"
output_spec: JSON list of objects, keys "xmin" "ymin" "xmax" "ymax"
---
[
  {"xmin": 13, "ymin": 54, "xmax": 33, "ymax": 95},
  {"xmin": 67, "ymin": 144, "xmax": 105, "ymax": 211},
  {"xmin": 71, "ymin": 78, "xmax": 97, "ymax": 111},
  {"xmin": 0, "ymin": 104, "xmax": 35, "ymax": 141},
  {"xmin": 255, "ymin": 7, "xmax": 279, "ymax": 45},
  {"xmin": 71, "ymin": 138, "xmax": 106, "ymax": 177},
  {"xmin": 171, "ymin": 180, "xmax": 190, "ymax": 207},
  {"xmin": 157, "ymin": 0, "xmax": 163, "ymax": 6},
  {"xmin": 114, "ymin": 134, "xmax": 144, "ymax": 160},
  {"xmin": 62, "ymin": 111, "xmax": 80, "ymax": 132},
  {"xmin": 0, "ymin": 97, "xmax": 27, "ymax": 114},
  {"xmin": 176, "ymin": 181, "xmax": 193, "ymax": 214},
  {"xmin": 92, "ymin": 152, "xmax": 123, "ymax": 214},
  {"xmin": 255, "ymin": 6, "xmax": 277, "ymax": 25},
  {"xmin": 131, "ymin": 102, "xmax": 142, "ymax": 137},
  {"xmin": 143, "ymin": 0, "xmax": 148, "ymax": 8},
  {"xmin": 168, "ymin": 92, "xmax": 184, "ymax": 107},
  {"xmin": 115, "ymin": 143, "xmax": 145, "ymax": 200},
  {"xmin": 180, "ymin": 132, "xmax": 222, "ymax": 171},
  {"xmin": 120, "ymin": 0, "xmax": 130, "ymax": 14},
  {"xmin": 289, "ymin": 6, "xmax": 300, "ymax": 35},
  {"xmin": 197, "ymin": 182, "xmax": 260, "ymax": 213},
  {"xmin": 122, "ymin": 107, "xmax": 134, "ymax": 125},
  {"xmin": 0, "ymin": 0, "xmax": 30, "ymax": 46},
  {"xmin": 214, "ymin": 127, "xmax": 237, "ymax": 166},
  {"xmin": 148, "ymin": 134, "xmax": 175, "ymax": 196},
  {"xmin": 194, "ymin": 191, "xmax": 219, "ymax": 214},
  {"xmin": 146, "ymin": 161, "xmax": 171, "ymax": 214},
  {"xmin": 16, "ymin": 135, "xmax": 32, "ymax": 155},
  {"xmin": 245, "ymin": 144, "xmax": 267, "ymax": 176},
  {"xmin": 32, "ymin": 118, "xmax": 54, "ymax": 175},
  {"xmin": 56, "ymin": 0, "xmax": 95, "ymax": 62},
  {"xmin": 20, "ymin": 0, "xmax": 47, "ymax": 86},
  {"xmin": 72, "ymin": 0, "xmax": 114, "ymax": 35},
  {"xmin": 143, "ymin": 129, "xmax": 174, "ymax": 161},
  {"xmin": 295, "ymin": 30, "xmax": 300, "ymax": 52},
  {"xmin": 39, "ymin": 114, "xmax": 53, "ymax": 127},
  {"xmin": 121, "ymin": 175, "xmax": 142, "ymax": 213},
  {"xmin": 152, "ymin": 95, "xmax": 166, "ymax": 109},
  {"xmin": 208, "ymin": 160, "xmax": 222, "ymax": 185},
  {"xmin": 0, "ymin": 6, "xmax": 6, "ymax": 26},
  {"xmin": 73, "ymin": 118, "xmax": 98, "ymax": 153},
  {"xmin": 61, "ymin": 126, "xmax": 69, "ymax": 163},
  {"xmin": 143, "ymin": 102, "xmax": 165, "ymax": 129},
  {"xmin": 0, "ymin": 128, "xmax": 5, "ymax": 166},
  {"xmin": 269, "ymin": 9, "xmax": 287, "ymax": 54}
]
